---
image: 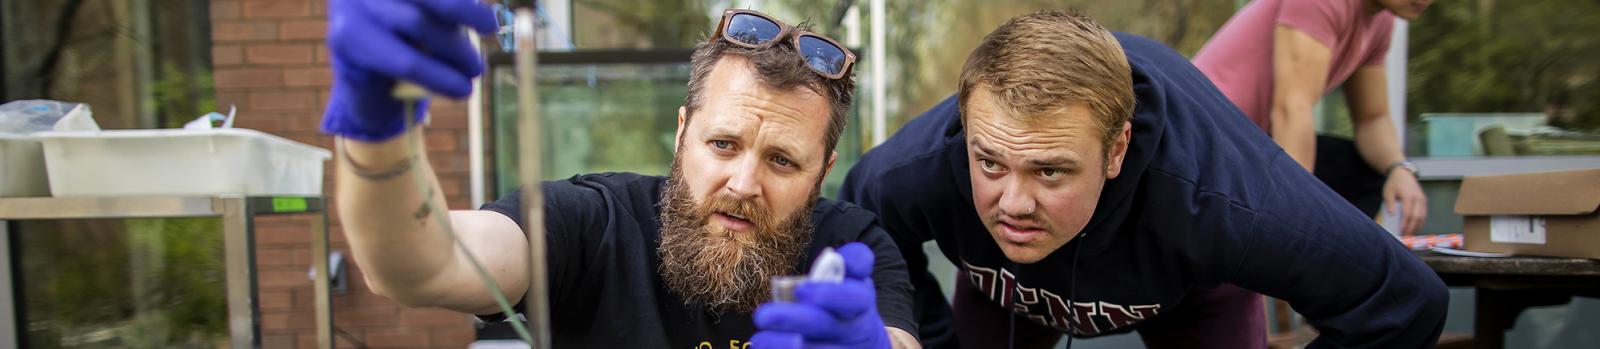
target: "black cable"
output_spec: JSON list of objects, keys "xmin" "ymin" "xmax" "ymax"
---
[
  {"xmin": 1008, "ymin": 300, "xmax": 1015, "ymax": 349},
  {"xmin": 1010, "ymin": 234, "xmax": 1086, "ymax": 349},
  {"xmin": 1064, "ymin": 233, "xmax": 1084, "ymax": 349},
  {"xmin": 326, "ymin": 280, "xmax": 372, "ymax": 349},
  {"xmin": 333, "ymin": 325, "xmax": 372, "ymax": 349}
]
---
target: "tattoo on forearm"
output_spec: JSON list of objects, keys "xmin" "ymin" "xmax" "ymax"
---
[
  {"xmin": 349, "ymin": 155, "xmax": 413, "ymax": 181},
  {"xmin": 339, "ymin": 138, "xmax": 414, "ymax": 181}
]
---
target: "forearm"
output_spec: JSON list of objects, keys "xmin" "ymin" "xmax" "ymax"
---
[
  {"xmin": 888, "ymin": 327, "xmax": 922, "ymax": 349},
  {"xmin": 1352, "ymin": 112, "xmax": 1406, "ymax": 173},
  {"xmin": 335, "ymin": 127, "xmax": 465, "ymax": 305},
  {"xmin": 1269, "ymin": 104, "xmax": 1318, "ymax": 171},
  {"xmin": 320, "ymin": 0, "xmax": 525, "ymax": 315}
]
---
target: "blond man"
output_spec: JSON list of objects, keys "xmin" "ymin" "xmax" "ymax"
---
[{"xmin": 842, "ymin": 10, "xmax": 1446, "ymax": 349}]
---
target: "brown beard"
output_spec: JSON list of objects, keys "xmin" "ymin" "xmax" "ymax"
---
[{"xmin": 657, "ymin": 163, "xmax": 816, "ymax": 314}]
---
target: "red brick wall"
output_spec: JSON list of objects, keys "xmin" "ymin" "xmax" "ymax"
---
[{"xmin": 211, "ymin": 1, "xmax": 477, "ymax": 347}]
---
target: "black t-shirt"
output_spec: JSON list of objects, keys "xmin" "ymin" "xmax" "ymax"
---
[{"xmin": 479, "ymin": 172, "xmax": 916, "ymax": 348}]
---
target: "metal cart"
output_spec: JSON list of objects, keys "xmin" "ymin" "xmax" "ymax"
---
[{"xmin": 0, "ymin": 195, "xmax": 335, "ymax": 349}]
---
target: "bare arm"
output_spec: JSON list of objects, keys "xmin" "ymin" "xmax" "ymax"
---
[
  {"xmin": 336, "ymin": 127, "xmax": 528, "ymax": 315},
  {"xmin": 1344, "ymin": 66, "xmax": 1404, "ymax": 173},
  {"xmin": 888, "ymin": 327, "xmax": 921, "ymax": 349},
  {"xmin": 1271, "ymin": 25, "xmax": 1334, "ymax": 171},
  {"xmin": 1345, "ymin": 66, "xmax": 1428, "ymax": 233}
]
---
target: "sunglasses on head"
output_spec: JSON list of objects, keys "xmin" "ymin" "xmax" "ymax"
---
[{"xmin": 713, "ymin": 9, "xmax": 857, "ymax": 80}]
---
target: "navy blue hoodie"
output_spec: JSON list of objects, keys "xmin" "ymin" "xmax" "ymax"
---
[{"xmin": 840, "ymin": 33, "xmax": 1447, "ymax": 348}]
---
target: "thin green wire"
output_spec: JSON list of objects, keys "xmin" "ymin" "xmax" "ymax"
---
[{"xmin": 399, "ymin": 91, "xmax": 535, "ymax": 344}]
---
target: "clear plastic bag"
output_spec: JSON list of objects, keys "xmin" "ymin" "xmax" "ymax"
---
[{"xmin": 0, "ymin": 99, "xmax": 98, "ymax": 135}]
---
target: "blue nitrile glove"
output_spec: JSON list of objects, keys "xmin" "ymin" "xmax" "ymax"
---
[
  {"xmin": 322, "ymin": 0, "xmax": 498, "ymax": 141},
  {"xmin": 752, "ymin": 242, "xmax": 892, "ymax": 349}
]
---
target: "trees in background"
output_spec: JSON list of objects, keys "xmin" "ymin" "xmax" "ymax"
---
[{"xmin": 1409, "ymin": 0, "xmax": 1600, "ymax": 133}]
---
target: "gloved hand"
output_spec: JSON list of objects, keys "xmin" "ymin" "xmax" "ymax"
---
[
  {"xmin": 752, "ymin": 242, "xmax": 892, "ymax": 349},
  {"xmin": 322, "ymin": 0, "xmax": 498, "ymax": 141}
]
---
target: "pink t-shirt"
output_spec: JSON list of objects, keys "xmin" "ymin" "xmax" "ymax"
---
[{"xmin": 1192, "ymin": 0, "xmax": 1395, "ymax": 133}]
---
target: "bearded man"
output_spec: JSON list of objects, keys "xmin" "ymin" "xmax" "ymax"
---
[{"xmin": 320, "ymin": 1, "xmax": 917, "ymax": 347}]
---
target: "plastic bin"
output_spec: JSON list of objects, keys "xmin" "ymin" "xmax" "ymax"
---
[
  {"xmin": 35, "ymin": 129, "xmax": 331, "ymax": 197},
  {"xmin": 0, "ymin": 133, "xmax": 51, "ymax": 197}
]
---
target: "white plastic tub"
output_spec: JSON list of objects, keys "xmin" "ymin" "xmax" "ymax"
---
[
  {"xmin": 35, "ymin": 129, "xmax": 331, "ymax": 197},
  {"xmin": 0, "ymin": 133, "xmax": 51, "ymax": 197}
]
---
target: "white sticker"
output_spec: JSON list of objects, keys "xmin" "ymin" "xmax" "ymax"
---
[
  {"xmin": 1379, "ymin": 202, "xmax": 1402, "ymax": 240},
  {"xmin": 1490, "ymin": 216, "xmax": 1546, "ymax": 245}
]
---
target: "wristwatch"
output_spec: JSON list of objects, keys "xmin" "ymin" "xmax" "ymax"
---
[{"xmin": 1385, "ymin": 160, "xmax": 1418, "ymax": 177}]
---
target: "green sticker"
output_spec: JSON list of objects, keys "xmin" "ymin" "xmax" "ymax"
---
[{"xmin": 273, "ymin": 197, "xmax": 308, "ymax": 212}]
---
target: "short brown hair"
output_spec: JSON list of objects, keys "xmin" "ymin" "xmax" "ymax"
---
[
  {"xmin": 683, "ymin": 23, "xmax": 856, "ymax": 160},
  {"xmin": 958, "ymin": 10, "xmax": 1134, "ymax": 160}
]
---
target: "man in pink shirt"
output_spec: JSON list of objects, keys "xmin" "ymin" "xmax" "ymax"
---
[{"xmin": 1194, "ymin": 0, "xmax": 1431, "ymax": 235}]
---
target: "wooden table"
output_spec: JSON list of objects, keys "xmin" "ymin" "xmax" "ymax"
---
[{"xmin": 1416, "ymin": 252, "xmax": 1600, "ymax": 349}]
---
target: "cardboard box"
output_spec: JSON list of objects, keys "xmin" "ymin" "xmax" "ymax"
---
[{"xmin": 1456, "ymin": 168, "xmax": 1600, "ymax": 259}]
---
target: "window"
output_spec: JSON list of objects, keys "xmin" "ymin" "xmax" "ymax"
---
[
  {"xmin": 488, "ymin": 52, "xmax": 692, "ymax": 191},
  {"xmin": 487, "ymin": 1, "xmax": 869, "ymax": 198},
  {"xmin": 487, "ymin": 51, "xmax": 867, "ymax": 198}
]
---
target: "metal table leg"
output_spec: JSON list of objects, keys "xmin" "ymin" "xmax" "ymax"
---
[
  {"xmin": 312, "ymin": 209, "xmax": 333, "ymax": 348},
  {"xmin": 0, "ymin": 221, "xmax": 16, "ymax": 348},
  {"xmin": 219, "ymin": 197, "xmax": 259, "ymax": 349}
]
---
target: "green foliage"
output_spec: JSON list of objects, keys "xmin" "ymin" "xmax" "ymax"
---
[
  {"xmin": 572, "ymin": 0, "xmax": 712, "ymax": 48},
  {"xmin": 19, "ymin": 218, "xmax": 228, "ymax": 348},
  {"xmin": 839, "ymin": 0, "xmax": 1237, "ymax": 136},
  {"xmin": 1408, "ymin": 0, "xmax": 1600, "ymax": 132},
  {"xmin": 490, "ymin": 64, "xmax": 686, "ymax": 194},
  {"xmin": 149, "ymin": 61, "xmax": 217, "ymax": 129}
]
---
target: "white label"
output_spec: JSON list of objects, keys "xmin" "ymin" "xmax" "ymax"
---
[
  {"xmin": 1490, "ymin": 216, "xmax": 1546, "ymax": 245},
  {"xmin": 1379, "ymin": 202, "xmax": 1402, "ymax": 240}
]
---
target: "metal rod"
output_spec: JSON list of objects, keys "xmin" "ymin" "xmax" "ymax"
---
[
  {"xmin": 513, "ymin": 7, "xmax": 551, "ymax": 349},
  {"xmin": 469, "ymin": 29, "xmax": 489, "ymax": 208},
  {"xmin": 0, "ymin": 222, "xmax": 17, "ymax": 348},
  {"xmin": 312, "ymin": 209, "xmax": 333, "ymax": 349},
  {"xmin": 217, "ymin": 196, "xmax": 259, "ymax": 349},
  {"xmin": 870, "ymin": 0, "xmax": 887, "ymax": 146},
  {"xmin": 0, "ymin": 196, "xmax": 219, "ymax": 219}
]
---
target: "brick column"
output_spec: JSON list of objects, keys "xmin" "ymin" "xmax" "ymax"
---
[{"xmin": 211, "ymin": 1, "xmax": 477, "ymax": 347}]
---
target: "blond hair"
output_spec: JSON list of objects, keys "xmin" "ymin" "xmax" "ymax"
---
[{"xmin": 958, "ymin": 10, "xmax": 1134, "ymax": 158}]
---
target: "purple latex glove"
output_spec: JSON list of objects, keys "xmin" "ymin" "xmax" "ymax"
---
[
  {"xmin": 752, "ymin": 242, "xmax": 892, "ymax": 349},
  {"xmin": 322, "ymin": 0, "xmax": 498, "ymax": 141}
]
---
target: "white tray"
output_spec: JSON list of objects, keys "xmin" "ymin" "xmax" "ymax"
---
[
  {"xmin": 35, "ymin": 128, "xmax": 331, "ymax": 197},
  {"xmin": 0, "ymin": 133, "xmax": 50, "ymax": 197}
]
